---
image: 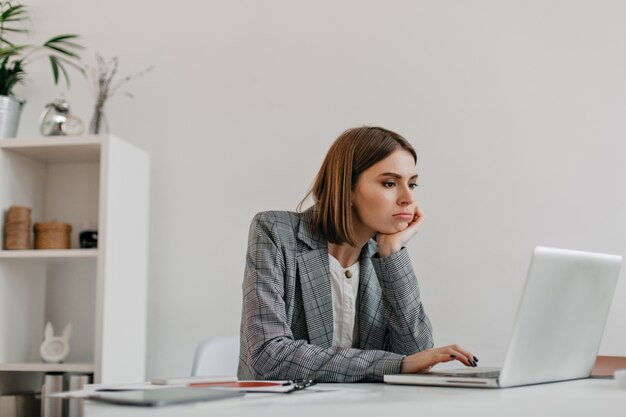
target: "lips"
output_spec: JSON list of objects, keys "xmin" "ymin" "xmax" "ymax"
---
[{"xmin": 393, "ymin": 213, "xmax": 413, "ymax": 220}]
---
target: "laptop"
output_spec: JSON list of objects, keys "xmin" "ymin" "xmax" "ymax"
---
[{"xmin": 384, "ymin": 246, "xmax": 622, "ymax": 388}]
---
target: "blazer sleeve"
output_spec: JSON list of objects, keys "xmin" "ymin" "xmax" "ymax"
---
[
  {"xmin": 240, "ymin": 212, "xmax": 405, "ymax": 382},
  {"xmin": 371, "ymin": 248, "xmax": 434, "ymax": 355}
]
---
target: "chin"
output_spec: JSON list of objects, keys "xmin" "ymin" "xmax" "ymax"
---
[
  {"xmin": 395, "ymin": 223, "xmax": 410, "ymax": 232},
  {"xmin": 380, "ymin": 223, "xmax": 409, "ymax": 234}
]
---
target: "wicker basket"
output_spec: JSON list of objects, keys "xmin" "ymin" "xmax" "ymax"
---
[
  {"xmin": 3, "ymin": 206, "xmax": 32, "ymax": 250},
  {"xmin": 6, "ymin": 206, "xmax": 31, "ymax": 223},
  {"xmin": 33, "ymin": 221, "xmax": 72, "ymax": 249},
  {"xmin": 4, "ymin": 221, "xmax": 31, "ymax": 249}
]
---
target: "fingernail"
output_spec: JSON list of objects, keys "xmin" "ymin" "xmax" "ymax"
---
[
  {"xmin": 450, "ymin": 354, "xmax": 456, "ymax": 359},
  {"xmin": 474, "ymin": 356, "xmax": 479, "ymax": 362},
  {"xmin": 470, "ymin": 360, "xmax": 476, "ymax": 367}
]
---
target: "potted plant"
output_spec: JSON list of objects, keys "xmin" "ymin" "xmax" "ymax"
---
[{"xmin": 0, "ymin": 1, "xmax": 83, "ymax": 138}]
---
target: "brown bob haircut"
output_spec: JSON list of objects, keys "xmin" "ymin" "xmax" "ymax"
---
[{"xmin": 300, "ymin": 126, "xmax": 417, "ymax": 247}]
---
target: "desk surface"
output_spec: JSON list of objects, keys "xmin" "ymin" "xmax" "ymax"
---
[{"xmin": 85, "ymin": 378, "xmax": 624, "ymax": 417}]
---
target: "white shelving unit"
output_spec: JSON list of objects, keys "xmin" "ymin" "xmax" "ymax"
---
[{"xmin": 0, "ymin": 135, "xmax": 149, "ymax": 389}]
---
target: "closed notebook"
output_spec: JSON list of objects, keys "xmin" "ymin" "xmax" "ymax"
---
[{"xmin": 87, "ymin": 387, "xmax": 243, "ymax": 407}]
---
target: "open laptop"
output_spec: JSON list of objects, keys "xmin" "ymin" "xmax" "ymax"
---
[{"xmin": 384, "ymin": 246, "xmax": 622, "ymax": 388}]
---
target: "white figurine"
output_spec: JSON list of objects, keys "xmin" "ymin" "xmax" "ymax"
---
[{"xmin": 40, "ymin": 322, "xmax": 72, "ymax": 363}]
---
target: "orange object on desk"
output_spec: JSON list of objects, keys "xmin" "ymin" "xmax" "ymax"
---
[
  {"xmin": 189, "ymin": 381, "xmax": 287, "ymax": 388},
  {"xmin": 592, "ymin": 356, "xmax": 626, "ymax": 377}
]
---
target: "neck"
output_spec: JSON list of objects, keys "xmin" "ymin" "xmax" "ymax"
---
[
  {"xmin": 328, "ymin": 242, "xmax": 361, "ymax": 268},
  {"xmin": 327, "ymin": 230, "xmax": 374, "ymax": 268},
  {"xmin": 325, "ymin": 211, "xmax": 378, "ymax": 267}
]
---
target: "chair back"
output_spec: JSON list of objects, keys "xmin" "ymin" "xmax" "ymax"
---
[{"xmin": 191, "ymin": 336, "xmax": 239, "ymax": 376}]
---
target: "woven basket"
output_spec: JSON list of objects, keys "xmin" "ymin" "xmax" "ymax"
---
[
  {"xmin": 33, "ymin": 221, "xmax": 72, "ymax": 249},
  {"xmin": 6, "ymin": 206, "xmax": 31, "ymax": 223},
  {"xmin": 4, "ymin": 221, "xmax": 31, "ymax": 249},
  {"xmin": 3, "ymin": 206, "xmax": 32, "ymax": 250}
]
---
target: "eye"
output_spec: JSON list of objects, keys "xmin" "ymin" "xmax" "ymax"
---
[
  {"xmin": 383, "ymin": 181, "xmax": 396, "ymax": 188},
  {"xmin": 409, "ymin": 183, "xmax": 419, "ymax": 189}
]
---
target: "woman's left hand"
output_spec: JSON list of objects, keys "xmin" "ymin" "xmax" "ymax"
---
[
  {"xmin": 401, "ymin": 344, "xmax": 478, "ymax": 373},
  {"xmin": 376, "ymin": 206, "xmax": 423, "ymax": 257}
]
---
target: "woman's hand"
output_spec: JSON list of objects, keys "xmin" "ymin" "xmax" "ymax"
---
[
  {"xmin": 401, "ymin": 344, "xmax": 479, "ymax": 373},
  {"xmin": 376, "ymin": 206, "xmax": 424, "ymax": 257}
]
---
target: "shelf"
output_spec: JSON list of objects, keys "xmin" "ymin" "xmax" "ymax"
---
[
  {"xmin": 0, "ymin": 135, "xmax": 105, "ymax": 163},
  {"xmin": 0, "ymin": 134, "xmax": 149, "ymax": 384},
  {"xmin": 0, "ymin": 362, "xmax": 94, "ymax": 373},
  {"xmin": 0, "ymin": 249, "xmax": 99, "ymax": 259}
]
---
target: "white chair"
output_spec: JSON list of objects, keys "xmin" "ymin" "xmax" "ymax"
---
[{"xmin": 191, "ymin": 336, "xmax": 240, "ymax": 376}]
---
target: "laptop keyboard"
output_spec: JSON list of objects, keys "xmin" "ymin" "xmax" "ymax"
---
[
  {"xmin": 435, "ymin": 369, "xmax": 501, "ymax": 379},
  {"xmin": 458, "ymin": 370, "xmax": 501, "ymax": 378}
]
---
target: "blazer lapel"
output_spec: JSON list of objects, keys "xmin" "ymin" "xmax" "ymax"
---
[
  {"xmin": 356, "ymin": 240, "xmax": 386, "ymax": 350},
  {"xmin": 296, "ymin": 208, "xmax": 333, "ymax": 348}
]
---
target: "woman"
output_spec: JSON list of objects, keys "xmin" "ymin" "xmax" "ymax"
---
[{"xmin": 238, "ymin": 126, "xmax": 476, "ymax": 382}]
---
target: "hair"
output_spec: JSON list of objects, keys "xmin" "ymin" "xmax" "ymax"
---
[{"xmin": 298, "ymin": 126, "xmax": 417, "ymax": 247}]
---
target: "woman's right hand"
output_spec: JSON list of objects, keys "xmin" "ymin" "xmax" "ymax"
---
[
  {"xmin": 400, "ymin": 344, "xmax": 478, "ymax": 373},
  {"xmin": 376, "ymin": 206, "xmax": 424, "ymax": 258}
]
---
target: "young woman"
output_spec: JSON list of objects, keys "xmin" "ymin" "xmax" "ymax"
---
[{"xmin": 238, "ymin": 126, "xmax": 476, "ymax": 382}]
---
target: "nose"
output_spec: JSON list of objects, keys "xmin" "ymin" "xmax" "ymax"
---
[{"xmin": 398, "ymin": 185, "xmax": 415, "ymax": 206}]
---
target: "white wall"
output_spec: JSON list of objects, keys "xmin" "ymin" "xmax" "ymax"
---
[{"xmin": 17, "ymin": 0, "xmax": 626, "ymax": 378}]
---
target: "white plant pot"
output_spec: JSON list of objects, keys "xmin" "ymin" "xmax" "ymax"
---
[{"xmin": 0, "ymin": 95, "xmax": 25, "ymax": 138}]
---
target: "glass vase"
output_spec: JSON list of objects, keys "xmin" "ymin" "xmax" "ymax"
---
[{"xmin": 88, "ymin": 104, "xmax": 109, "ymax": 134}]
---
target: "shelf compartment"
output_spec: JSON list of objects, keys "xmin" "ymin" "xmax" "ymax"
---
[{"xmin": 0, "ymin": 138, "xmax": 101, "ymax": 250}]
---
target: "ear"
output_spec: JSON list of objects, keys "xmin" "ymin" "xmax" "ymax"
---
[
  {"xmin": 44, "ymin": 322, "xmax": 53, "ymax": 339},
  {"xmin": 61, "ymin": 323, "xmax": 73, "ymax": 341}
]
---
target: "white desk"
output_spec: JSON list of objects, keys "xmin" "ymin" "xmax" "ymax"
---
[{"xmin": 85, "ymin": 379, "xmax": 623, "ymax": 417}]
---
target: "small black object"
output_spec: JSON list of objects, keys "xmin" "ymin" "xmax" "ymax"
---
[
  {"xmin": 291, "ymin": 379, "xmax": 316, "ymax": 390},
  {"xmin": 79, "ymin": 230, "xmax": 98, "ymax": 248}
]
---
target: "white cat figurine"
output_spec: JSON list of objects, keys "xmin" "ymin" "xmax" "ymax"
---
[{"xmin": 40, "ymin": 322, "xmax": 72, "ymax": 363}]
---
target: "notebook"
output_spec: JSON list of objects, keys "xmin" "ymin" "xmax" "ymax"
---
[
  {"xmin": 384, "ymin": 246, "xmax": 622, "ymax": 388},
  {"xmin": 87, "ymin": 387, "xmax": 243, "ymax": 407}
]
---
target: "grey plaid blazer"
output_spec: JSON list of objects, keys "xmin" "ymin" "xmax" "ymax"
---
[{"xmin": 238, "ymin": 208, "xmax": 433, "ymax": 382}]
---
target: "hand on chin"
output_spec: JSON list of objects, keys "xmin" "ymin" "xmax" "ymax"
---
[
  {"xmin": 374, "ymin": 207, "xmax": 423, "ymax": 257},
  {"xmin": 377, "ymin": 222, "xmax": 410, "ymax": 236}
]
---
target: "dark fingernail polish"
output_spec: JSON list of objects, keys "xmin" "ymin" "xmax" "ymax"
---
[
  {"xmin": 474, "ymin": 356, "xmax": 479, "ymax": 362},
  {"xmin": 450, "ymin": 354, "xmax": 456, "ymax": 359}
]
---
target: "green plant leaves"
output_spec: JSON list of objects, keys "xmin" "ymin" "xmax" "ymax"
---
[
  {"xmin": 0, "ymin": 2, "xmax": 84, "ymax": 95},
  {"xmin": 49, "ymin": 55, "xmax": 59, "ymax": 84},
  {"xmin": 0, "ymin": 4, "xmax": 27, "ymax": 24},
  {"xmin": 0, "ymin": 56, "xmax": 23, "ymax": 95}
]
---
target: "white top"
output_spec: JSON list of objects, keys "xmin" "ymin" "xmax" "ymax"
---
[{"xmin": 328, "ymin": 254, "xmax": 360, "ymax": 348}]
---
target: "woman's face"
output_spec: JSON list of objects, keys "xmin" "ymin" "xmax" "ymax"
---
[{"xmin": 351, "ymin": 149, "xmax": 418, "ymax": 237}]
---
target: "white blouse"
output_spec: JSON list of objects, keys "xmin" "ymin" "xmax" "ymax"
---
[{"xmin": 328, "ymin": 254, "xmax": 360, "ymax": 348}]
